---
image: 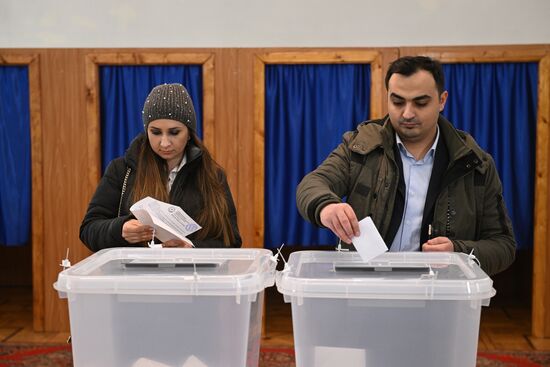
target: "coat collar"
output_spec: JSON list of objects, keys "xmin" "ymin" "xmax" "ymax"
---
[{"xmin": 348, "ymin": 115, "xmax": 488, "ymax": 174}]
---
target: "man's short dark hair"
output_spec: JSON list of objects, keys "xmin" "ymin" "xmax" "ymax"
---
[{"xmin": 385, "ymin": 56, "xmax": 445, "ymax": 95}]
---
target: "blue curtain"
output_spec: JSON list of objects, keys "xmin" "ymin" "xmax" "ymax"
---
[
  {"xmin": 264, "ymin": 64, "xmax": 371, "ymax": 248},
  {"xmin": 100, "ymin": 65, "xmax": 203, "ymax": 171},
  {"xmin": 442, "ymin": 62, "xmax": 538, "ymax": 250},
  {"xmin": 0, "ymin": 66, "xmax": 31, "ymax": 246}
]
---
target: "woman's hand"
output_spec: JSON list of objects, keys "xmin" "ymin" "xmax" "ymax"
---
[
  {"xmin": 122, "ymin": 219, "xmax": 153, "ymax": 244},
  {"xmin": 162, "ymin": 239, "xmax": 194, "ymax": 248}
]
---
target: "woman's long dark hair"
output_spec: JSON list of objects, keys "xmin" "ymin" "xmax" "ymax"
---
[{"xmin": 131, "ymin": 132, "xmax": 236, "ymax": 245}]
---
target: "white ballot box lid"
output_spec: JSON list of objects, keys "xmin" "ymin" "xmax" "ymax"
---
[
  {"xmin": 276, "ymin": 251, "xmax": 495, "ymax": 301},
  {"xmin": 54, "ymin": 248, "xmax": 276, "ymax": 297}
]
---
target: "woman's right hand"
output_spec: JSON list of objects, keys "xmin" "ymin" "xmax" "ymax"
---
[{"xmin": 122, "ymin": 219, "xmax": 154, "ymax": 244}]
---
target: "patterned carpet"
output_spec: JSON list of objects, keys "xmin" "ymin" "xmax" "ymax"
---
[{"xmin": 0, "ymin": 343, "xmax": 549, "ymax": 366}]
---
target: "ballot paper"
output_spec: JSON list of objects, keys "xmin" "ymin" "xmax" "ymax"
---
[
  {"xmin": 314, "ymin": 346, "xmax": 366, "ymax": 366},
  {"xmin": 132, "ymin": 357, "xmax": 171, "ymax": 367},
  {"xmin": 132, "ymin": 356, "xmax": 208, "ymax": 367},
  {"xmin": 351, "ymin": 216, "xmax": 388, "ymax": 262},
  {"xmin": 130, "ymin": 196, "xmax": 201, "ymax": 243},
  {"xmin": 181, "ymin": 355, "xmax": 208, "ymax": 367}
]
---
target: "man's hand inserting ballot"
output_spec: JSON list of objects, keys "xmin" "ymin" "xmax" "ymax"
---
[{"xmin": 320, "ymin": 203, "xmax": 360, "ymax": 243}]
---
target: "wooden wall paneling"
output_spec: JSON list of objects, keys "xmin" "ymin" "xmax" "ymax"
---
[
  {"xmin": 251, "ymin": 49, "xmax": 391, "ymax": 249},
  {"xmin": 84, "ymin": 53, "xmax": 102, "ymax": 192},
  {"xmin": 236, "ymin": 49, "xmax": 260, "ymax": 248},
  {"xmin": 0, "ymin": 52, "xmax": 44, "ymax": 330},
  {"xmin": 375, "ymin": 49, "xmax": 399, "ymax": 117},
  {"xmin": 211, "ymin": 49, "xmax": 239, "ymax": 208},
  {"xmin": 202, "ymin": 54, "xmax": 216, "ymax": 157},
  {"xmin": 400, "ymin": 44, "xmax": 550, "ymax": 63},
  {"xmin": 401, "ymin": 45, "xmax": 550, "ymax": 338},
  {"xmin": 533, "ymin": 54, "xmax": 550, "ymax": 339},
  {"xmin": 253, "ymin": 52, "xmax": 266, "ymax": 249},
  {"xmin": 40, "ymin": 49, "xmax": 90, "ymax": 331},
  {"xmin": 27, "ymin": 54, "xmax": 44, "ymax": 331}
]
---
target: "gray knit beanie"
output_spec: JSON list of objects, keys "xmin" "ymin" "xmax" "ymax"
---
[{"xmin": 142, "ymin": 83, "xmax": 197, "ymax": 132}]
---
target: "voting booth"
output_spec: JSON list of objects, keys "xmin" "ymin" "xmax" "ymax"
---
[
  {"xmin": 54, "ymin": 248, "xmax": 276, "ymax": 367},
  {"xmin": 276, "ymin": 251, "xmax": 495, "ymax": 367}
]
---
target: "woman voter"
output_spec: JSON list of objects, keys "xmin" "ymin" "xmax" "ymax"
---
[{"xmin": 80, "ymin": 83, "xmax": 241, "ymax": 251}]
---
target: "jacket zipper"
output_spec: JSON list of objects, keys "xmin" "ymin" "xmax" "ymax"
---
[
  {"xmin": 118, "ymin": 167, "xmax": 132, "ymax": 217},
  {"xmin": 434, "ymin": 165, "xmax": 476, "ymax": 237}
]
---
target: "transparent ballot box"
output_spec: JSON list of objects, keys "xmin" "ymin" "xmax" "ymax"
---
[
  {"xmin": 276, "ymin": 251, "xmax": 495, "ymax": 367},
  {"xmin": 54, "ymin": 248, "xmax": 276, "ymax": 367}
]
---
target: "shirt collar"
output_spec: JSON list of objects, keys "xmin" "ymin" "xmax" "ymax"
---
[
  {"xmin": 167, "ymin": 154, "xmax": 187, "ymax": 192},
  {"xmin": 170, "ymin": 154, "xmax": 187, "ymax": 175},
  {"xmin": 395, "ymin": 126, "xmax": 440, "ymax": 161}
]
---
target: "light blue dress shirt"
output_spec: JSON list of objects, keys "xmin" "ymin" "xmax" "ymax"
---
[{"xmin": 390, "ymin": 128, "xmax": 440, "ymax": 252}]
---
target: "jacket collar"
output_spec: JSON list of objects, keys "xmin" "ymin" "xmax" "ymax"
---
[{"xmin": 349, "ymin": 115, "xmax": 487, "ymax": 174}]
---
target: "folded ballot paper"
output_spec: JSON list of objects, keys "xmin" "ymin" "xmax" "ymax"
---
[{"xmin": 130, "ymin": 196, "xmax": 201, "ymax": 243}]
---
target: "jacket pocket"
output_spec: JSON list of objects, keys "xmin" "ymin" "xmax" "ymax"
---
[
  {"xmin": 348, "ymin": 165, "xmax": 376, "ymax": 221},
  {"xmin": 354, "ymin": 182, "xmax": 370, "ymax": 197}
]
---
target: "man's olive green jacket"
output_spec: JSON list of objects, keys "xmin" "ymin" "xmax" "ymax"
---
[{"xmin": 296, "ymin": 115, "xmax": 516, "ymax": 275}]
